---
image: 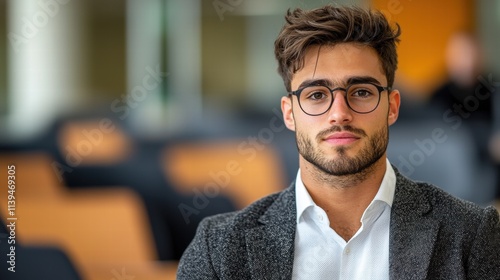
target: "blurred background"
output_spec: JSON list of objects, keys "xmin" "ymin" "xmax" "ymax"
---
[{"xmin": 0, "ymin": 0, "xmax": 499, "ymax": 279}]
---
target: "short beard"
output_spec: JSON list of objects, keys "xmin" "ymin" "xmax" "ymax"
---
[{"xmin": 297, "ymin": 124, "xmax": 388, "ymax": 186}]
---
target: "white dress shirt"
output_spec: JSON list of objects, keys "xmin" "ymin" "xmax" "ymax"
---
[{"xmin": 292, "ymin": 158, "xmax": 396, "ymax": 280}]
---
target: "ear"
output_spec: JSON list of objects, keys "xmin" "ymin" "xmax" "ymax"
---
[
  {"xmin": 387, "ymin": 89, "xmax": 400, "ymax": 126},
  {"xmin": 281, "ymin": 96, "xmax": 296, "ymax": 131}
]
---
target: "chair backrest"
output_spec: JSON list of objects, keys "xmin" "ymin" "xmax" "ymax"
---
[
  {"xmin": 162, "ymin": 140, "xmax": 287, "ymax": 209},
  {"xmin": 0, "ymin": 187, "xmax": 157, "ymax": 278},
  {"xmin": 57, "ymin": 119, "xmax": 132, "ymax": 165},
  {"xmin": 0, "ymin": 152, "xmax": 64, "ymax": 198}
]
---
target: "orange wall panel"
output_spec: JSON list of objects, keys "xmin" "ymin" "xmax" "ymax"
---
[{"xmin": 372, "ymin": 0, "xmax": 474, "ymax": 97}]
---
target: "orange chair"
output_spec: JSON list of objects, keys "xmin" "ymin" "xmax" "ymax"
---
[
  {"xmin": 0, "ymin": 152, "xmax": 65, "ymax": 198},
  {"xmin": 162, "ymin": 140, "xmax": 287, "ymax": 209},
  {"xmin": 57, "ymin": 119, "xmax": 133, "ymax": 166},
  {"xmin": 0, "ymin": 152, "xmax": 177, "ymax": 279}
]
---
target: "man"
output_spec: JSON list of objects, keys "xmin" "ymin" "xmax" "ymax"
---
[{"xmin": 177, "ymin": 5, "xmax": 500, "ymax": 279}]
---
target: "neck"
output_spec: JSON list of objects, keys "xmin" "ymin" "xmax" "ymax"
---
[{"xmin": 299, "ymin": 156, "xmax": 387, "ymax": 240}]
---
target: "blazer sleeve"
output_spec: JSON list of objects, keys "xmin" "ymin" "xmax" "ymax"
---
[
  {"xmin": 466, "ymin": 206, "xmax": 500, "ymax": 278},
  {"xmin": 177, "ymin": 218, "xmax": 219, "ymax": 280}
]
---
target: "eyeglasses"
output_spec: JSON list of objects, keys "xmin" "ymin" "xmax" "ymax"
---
[{"xmin": 289, "ymin": 82, "xmax": 391, "ymax": 116}]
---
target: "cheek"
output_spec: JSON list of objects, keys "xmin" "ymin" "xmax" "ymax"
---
[
  {"xmin": 373, "ymin": 100, "xmax": 391, "ymax": 125},
  {"xmin": 293, "ymin": 110, "xmax": 317, "ymax": 131},
  {"xmin": 372, "ymin": 115, "xmax": 388, "ymax": 132},
  {"xmin": 294, "ymin": 115, "xmax": 328, "ymax": 144},
  {"xmin": 356, "ymin": 112, "xmax": 388, "ymax": 135}
]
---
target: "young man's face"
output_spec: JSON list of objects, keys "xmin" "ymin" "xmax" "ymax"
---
[{"xmin": 281, "ymin": 43, "xmax": 400, "ymax": 176}]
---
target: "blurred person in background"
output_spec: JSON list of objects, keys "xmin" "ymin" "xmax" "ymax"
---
[
  {"xmin": 429, "ymin": 32, "xmax": 492, "ymax": 163},
  {"xmin": 490, "ymin": 86, "xmax": 500, "ymax": 201},
  {"xmin": 177, "ymin": 5, "xmax": 500, "ymax": 279},
  {"xmin": 428, "ymin": 31, "xmax": 499, "ymax": 202}
]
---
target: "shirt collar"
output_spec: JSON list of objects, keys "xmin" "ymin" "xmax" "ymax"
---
[
  {"xmin": 295, "ymin": 169, "xmax": 315, "ymax": 224},
  {"xmin": 295, "ymin": 158, "xmax": 396, "ymax": 224}
]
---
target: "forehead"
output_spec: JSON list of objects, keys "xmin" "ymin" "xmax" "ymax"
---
[{"xmin": 291, "ymin": 43, "xmax": 386, "ymax": 89}]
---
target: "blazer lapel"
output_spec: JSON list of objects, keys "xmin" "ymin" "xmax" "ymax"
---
[
  {"xmin": 389, "ymin": 170, "xmax": 440, "ymax": 280},
  {"xmin": 245, "ymin": 185, "xmax": 297, "ymax": 280}
]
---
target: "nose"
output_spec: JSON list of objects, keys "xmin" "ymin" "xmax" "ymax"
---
[{"xmin": 326, "ymin": 91, "xmax": 353, "ymax": 124}]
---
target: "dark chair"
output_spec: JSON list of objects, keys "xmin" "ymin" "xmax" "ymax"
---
[{"xmin": 0, "ymin": 217, "xmax": 81, "ymax": 280}]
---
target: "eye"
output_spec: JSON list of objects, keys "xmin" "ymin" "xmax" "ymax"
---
[
  {"xmin": 348, "ymin": 83, "xmax": 378, "ymax": 99},
  {"xmin": 308, "ymin": 91, "xmax": 327, "ymax": 100},
  {"xmin": 302, "ymin": 86, "xmax": 330, "ymax": 101},
  {"xmin": 352, "ymin": 89, "xmax": 372, "ymax": 98}
]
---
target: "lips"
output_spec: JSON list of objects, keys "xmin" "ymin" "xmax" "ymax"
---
[{"xmin": 323, "ymin": 132, "xmax": 360, "ymax": 145}]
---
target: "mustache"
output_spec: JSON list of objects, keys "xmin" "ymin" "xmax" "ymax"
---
[{"xmin": 316, "ymin": 125, "xmax": 367, "ymax": 141}]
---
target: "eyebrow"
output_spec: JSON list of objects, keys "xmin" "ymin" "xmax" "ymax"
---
[
  {"xmin": 295, "ymin": 76, "xmax": 384, "ymax": 91},
  {"xmin": 296, "ymin": 79, "xmax": 333, "ymax": 90},
  {"xmin": 347, "ymin": 76, "xmax": 383, "ymax": 86}
]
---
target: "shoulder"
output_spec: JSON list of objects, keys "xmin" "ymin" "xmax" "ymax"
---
[
  {"xmin": 177, "ymin": 187, "xmax": 294, "ymax": 278},
  {"xmin": 410, "ymin": 179, "xmax": 500, "ymax": 276},
  {"xmin": 418, "ymin": 180, "xmax": 492, "ymax": 219},
  {"xmin": 394, "ymin": 171, "xmax": 498, "ymax": 230},
  {"xmin": 391, "ymin": 169, "xmax": 500, "ymax": 277}
]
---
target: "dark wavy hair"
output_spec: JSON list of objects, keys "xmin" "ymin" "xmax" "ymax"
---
[{"xmin": 274, "ymin": 5, "xmax": 401, "ymax": 92}]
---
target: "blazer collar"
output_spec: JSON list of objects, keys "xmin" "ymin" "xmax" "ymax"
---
[
  {"xmin": 245, "ymin": 184, "xmax": 297, "ymax": 280},
  {"xmin": 389, "ymin": 168, "xmax": 440, "ymax": 280}
]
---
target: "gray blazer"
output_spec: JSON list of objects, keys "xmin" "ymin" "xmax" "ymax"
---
[{"xmin": 177, "ymin": 170, "xmax": 500, "ymax": 279}]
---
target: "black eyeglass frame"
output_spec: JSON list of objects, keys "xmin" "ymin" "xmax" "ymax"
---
[{"xmin": 289, "ymin": 82, "xmax": 392, "ymax": 116}]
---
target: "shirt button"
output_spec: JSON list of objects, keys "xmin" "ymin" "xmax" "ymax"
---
[
  {"xmin": 318, "ymin": 215, "xmax": 323, "ymax": 221},
  {"xmin": 345, "ymin": 248, "xmax": 350, "ymax": 255}
]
